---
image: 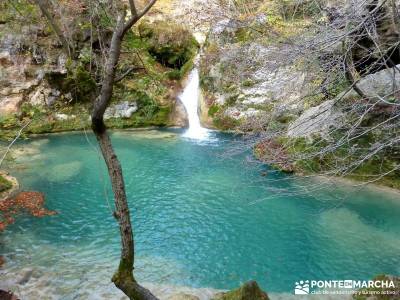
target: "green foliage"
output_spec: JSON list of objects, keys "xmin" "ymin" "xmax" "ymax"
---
[
  {"xmin": 27, "ymin": 118, "xmax": 54, "ymax": 134},
  {"xmin": 138, "ymin": 20, "xmax": 199, "ymax": 69},
  {"xmin": 208, "ymin": 104, "xmax": 220, "ymax": 117},
  {"xmin": 0, "ymin": 1, "xmax": 39, "ymax": 24},
  {"xmin": 20, "ymin": 103, "xmax": 43, "ymax": 118},
  {"xmin": 275, "ymin": 0, "xmax": 322, "ymax": 20},
  {"xmin": 64, "ymin": 64, "xmax": 97, "ymax": 102},
  {"xmin": 0, "ymin": 174, "xmax": 12, "ymax": 193},
  {"xmin": 0, "ymin": 115, "xmax": 19, "ymax": 130},
  {"xmin": 234, "ymin": 27, "xmax": 252, "ymax": 43},
  {"xmin": 78, "ymin": 47, "xmax": 93, "ymax": 64},
  {"xmin": 125, "ymin": 31, "xmax": 148, "ymax": 50},
  {"xmin": 241, "ymin": 79, "xmax": 255, "ymax": 87}
]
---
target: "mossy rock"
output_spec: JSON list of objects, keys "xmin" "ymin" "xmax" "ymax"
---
[
  {"xmin": 212, "ymin": 114, "xmax": 239, "ymax": 130},
  {"xmin": 138, "ymin": 20, "xmax": 199, "ymax": 69},
  {"xmin": 47, "ymin": 64, "xmax": 97, "ymax": 103},
  {"xmin": 212, "ymin": 281, "xmax": 269, "ymax": 300},
  {"xmin": 0, "ymin": 174, "xmax": 12, "ymax": 193}
]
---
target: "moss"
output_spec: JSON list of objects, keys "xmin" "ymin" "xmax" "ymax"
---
[
  {"xmin": 105, "ymin": 105, "xmax": 171, "ymax": 128},
  {"xmin": 27, "ymin": 117, "xmax": 55, "ymax": 134},
  {"xmin": 0, "ymin": 115, "xmax": 20, "ymax": 130},
  {"xmin": 266, "ymin": 135, "xmax": 400, "ymax": 189},
  {"xmin": 213, "ymin": 114, "xmax": 239, "ymax": 130},
  {"xmin": 208, "ymin": 104, "xmax": 220, "ymax": 117},
  {"xmin": 0, "ymin": 2, "xmax": 40, "ymax": 24},
  {"xmin": 241, "ymin": 79, "xmax": 255, "ymax": 87},
  {"xmin": 138, "ymin": 20, "xmax": 199, "ymax": 69},
  {"xmin": 212, "ymin": 281, "xmax": 269, "ymax": 300},
  {"xmin": 0, "ymin": 174, "xmax": 12, "ymax": 193},
  {"xmin": 234, "ymin": 27, "xmax": 252, "ymax": 43}
]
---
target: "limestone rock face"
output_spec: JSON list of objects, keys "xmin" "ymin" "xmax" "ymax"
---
[
  {"xmin": 0, "ymin": 26, "xmax": 66, "ymax": 116},
  {"xmin": 212, "ymin": 281, "xmax": 269, "ymax": 300},
  {"xmin": 288, "ymin": 63, "xmax": 400, "ymax": 138},
  {"xmin": 287, "ymin": 100, "xmax": 341, "ymax": 138},
  {"xmin": 170, "ymin": 99, "xmax": 189, "ymax": 127},
  {"xmin": 200, "ymin": 18, "xmax": 309, "ymax": 126}
]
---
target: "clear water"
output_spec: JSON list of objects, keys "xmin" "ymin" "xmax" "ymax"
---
[{"xmin": 1, "ymin": 130, "xmax": 400, "ymax": 299}]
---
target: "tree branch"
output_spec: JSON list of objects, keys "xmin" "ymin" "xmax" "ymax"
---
[
  {"xmin": 128, "ymin": 0, "xmax": 138, "ymax": 17},
  {"xmin": 32, "ymin": 0, "xmax": 74, "ymax": 58}
]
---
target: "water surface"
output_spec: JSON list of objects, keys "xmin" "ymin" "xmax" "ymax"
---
[{"xmin": 1, "ymin": 130, "xmax": 400, "ymax": 299}]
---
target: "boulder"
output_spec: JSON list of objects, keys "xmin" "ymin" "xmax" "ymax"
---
[
  {"xmin": 54, "ymin": 113, "xmax": 76, "ymax": 121},
  {"xmin": 104, "ymin": 101, "xmax": 138, "ymax": 120},
  {"xmin": 343, "ymin": 64, "xmax": 400, "ymax": 101},
  {"xmin": 212, "ymin": 281, "xmax": 269, "ymax": 300},
  {"xmin": 287, "ymin": 100, "xmax": 341, "ymax": 138},
  {"xmin": 0, "ymin": 94, "xmax": 24, "ymax": 115},
  {"xmin": 169, "ymin": 99, "xmax": 189, "ymax": 127}
]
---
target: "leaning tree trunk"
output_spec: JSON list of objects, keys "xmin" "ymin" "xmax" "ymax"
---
[
  {"xmin": 33, "ymin": 0, "xmax": 74, "ymax": 58},
  {"xmin": 91, "ymin": 7, "xmax": 159, "ymax": 300}
]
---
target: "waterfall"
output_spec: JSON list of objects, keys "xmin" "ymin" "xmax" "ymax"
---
[{"xmin": 179, "ymin": 68, "xmax": 209, "ymax": 140}]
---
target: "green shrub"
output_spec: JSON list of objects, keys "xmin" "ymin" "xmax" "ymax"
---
[{"xmin": 46, "ymin": 61, "xmax": 96, "ymax": 103}]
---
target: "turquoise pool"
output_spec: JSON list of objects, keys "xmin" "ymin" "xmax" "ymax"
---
[{"xmin": 1, "ymin": 130, "xmax": 399, "ymax": 298}]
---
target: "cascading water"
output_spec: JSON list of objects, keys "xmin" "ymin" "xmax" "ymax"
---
[{"xmin": 179, "ymin": 68, "xmax": 209, "ymax": 139}]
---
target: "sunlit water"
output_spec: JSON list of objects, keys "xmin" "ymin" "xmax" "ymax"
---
[
  {"xmin": 1, "ymin": 130, "xmax": 400, "ymax": 299},
  {"xmin": 180, "ymin": 69, "xmax": 209, "ymax": 140}
]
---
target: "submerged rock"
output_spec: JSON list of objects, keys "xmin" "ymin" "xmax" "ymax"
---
[
  {"xmin": 45, "ymin": 161, "xmax": 82, "ymax": 182},
  {"xmin": 212, "ymin": 281, "xmax": 269, "ymax": 300}
]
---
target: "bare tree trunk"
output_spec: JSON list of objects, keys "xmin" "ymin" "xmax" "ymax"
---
[
  {"xmin": 95, "ymin": 130, "xmax": 158, "ymax": 300},
  {"xmin": 32, "ymin": 0, "xmax": 160, "ymax": 297},
  {"xmin": 343, "ymin": 0, "xmax": 368, "ymax": 99},
  {"xmin": 91, "ymin": 3, "xmax": 159, "ymax": 299}
]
